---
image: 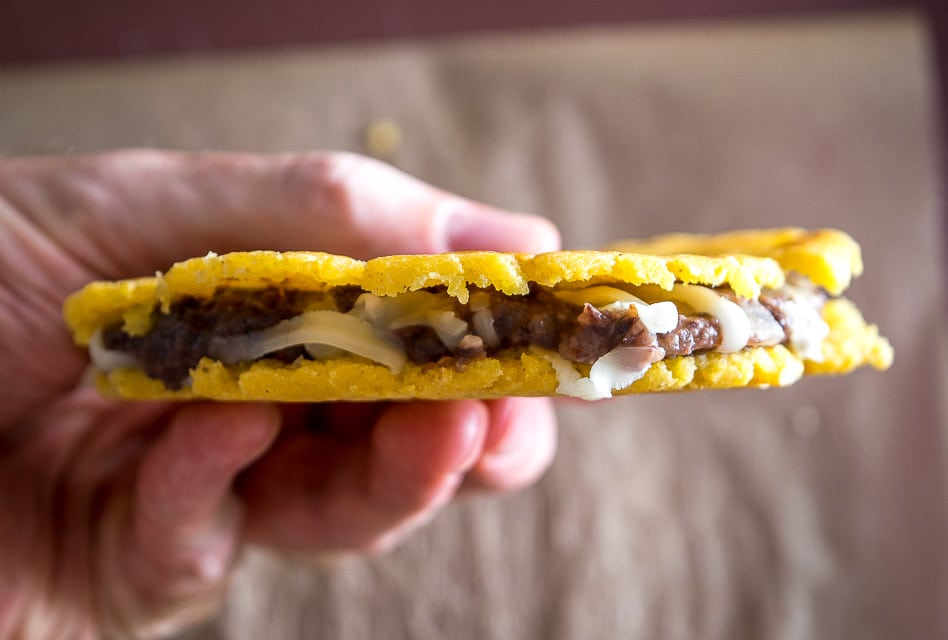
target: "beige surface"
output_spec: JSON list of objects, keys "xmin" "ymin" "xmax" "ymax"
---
[{"xmin": 2, "ymin": 11, "xmax": 946, "ymax": 640}]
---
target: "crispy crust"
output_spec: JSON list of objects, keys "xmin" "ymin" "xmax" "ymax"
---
[
  {"xmin": 608, "ymin": 228, "xmax": 862, "ymax": 296},
  {"xmin": 63, "ymin": 227, "xmax": 892, "ymax": 401}
]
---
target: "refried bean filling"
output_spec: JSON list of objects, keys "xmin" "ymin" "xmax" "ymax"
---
[{"xmin": 101, "ymin": 284, "xmax": 800, "ymax": 390}]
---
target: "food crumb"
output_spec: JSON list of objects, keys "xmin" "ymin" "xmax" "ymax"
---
[{"xmin": 365, "ymin": 118, "xmax": 403, "ymax": 159}]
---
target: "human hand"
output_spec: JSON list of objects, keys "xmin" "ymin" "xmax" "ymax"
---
[{"xmin": 0, "ymin": 150, "xmax": 560, "ymax": 638}]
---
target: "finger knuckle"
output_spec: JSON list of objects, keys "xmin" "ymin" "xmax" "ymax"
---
[{"xmin": 282, "ymin": 151, "xmax": 375, "ymax": 229}]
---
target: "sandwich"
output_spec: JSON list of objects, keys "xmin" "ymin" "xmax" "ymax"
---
[{"xmin": 63, "ymin": 228, "xmax": 893, "ymax": 401}]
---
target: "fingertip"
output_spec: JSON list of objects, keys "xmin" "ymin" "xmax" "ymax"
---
[
  {"xmin": 444, "ymin": 203, "xmax": 562, "ymax": 253},
  {"xmin": 373, "ymin": 400, "xmax": 489, "ymax": 478},
  {"xmin": 366, "ymin": 400, "xmax": 489, "ymax": 521},
  {"xmin": 469, "ymin": 397, "xmax": 558, "ymax": 492}
]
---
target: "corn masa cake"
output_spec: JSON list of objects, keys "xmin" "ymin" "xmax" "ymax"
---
[{"xmin": 64, "ymin": 228, "xmax": 893, "ymax": 401}]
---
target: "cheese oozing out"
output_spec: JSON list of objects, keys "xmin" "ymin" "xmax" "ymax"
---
[
  {"xmin": 666, "ymin": 284, "xmax": 751, "ymax": 353},
  {"xmin": 207, "ymin": 310, "xmax": 408, "ymax": 374},
  {"xmin": 89, "ymin": 329, "xmax": 140, "ymax": 373},
  {"xmin": 538, "ymin": 345, "xmax": 667, "ymax": 401},
  {"xmin": 552, "ymin": 286, "xmax": 679, "ymax": 334}
]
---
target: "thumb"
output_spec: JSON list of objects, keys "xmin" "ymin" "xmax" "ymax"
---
[
  {"xmin": 283, "ymin": 151, "xmax": 562, "ymax": 257},
  {"xmin": 4, "ymin": 150, "xmax": 561, "ymax": 282}
]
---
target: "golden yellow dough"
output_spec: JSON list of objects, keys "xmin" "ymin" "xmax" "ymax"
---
[
  {"xmin": 64, "ymin": 227, "xmax": 893, "ymax": 401},
  {"xmin": 609, "ymin": 227, "xmax": 862, "ymax": 296}
]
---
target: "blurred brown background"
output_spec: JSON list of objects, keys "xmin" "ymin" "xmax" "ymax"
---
[
  {"xmin": 1, "ymin": 3, "xmax": 946, "ymax": 640},
  {"xmin": 2, "ymin": 0, "xmax": 946, "ymax": 256}
]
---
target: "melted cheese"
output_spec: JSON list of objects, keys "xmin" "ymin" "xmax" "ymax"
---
[
  {"xmin": 665, "ymin": 284, "xmax": 751, "ymax": 353},
  {"xmin": 553, "ymin": 286, "xmax": 679, "ymax": 333}
]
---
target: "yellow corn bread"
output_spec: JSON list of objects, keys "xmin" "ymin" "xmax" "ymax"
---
[
  {"xmin": 63, "ymin": 228, "xmax": 893, "ymax": 401},
  {"xmin": 64, "ymin": 248, "xmax": 786, "ymax": 342},
  {"xmin": 608, "ymin": 227, "xmax": 862, "ymax": 296}
]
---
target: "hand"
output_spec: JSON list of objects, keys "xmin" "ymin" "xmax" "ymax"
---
[{"xmin": 0, "ymin": 150, "xmax": 560, "ymax": 638}]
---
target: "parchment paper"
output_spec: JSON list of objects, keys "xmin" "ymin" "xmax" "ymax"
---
[{"xmin": 1, "ymin": 11, "xmax": 944, "ymax": 640}]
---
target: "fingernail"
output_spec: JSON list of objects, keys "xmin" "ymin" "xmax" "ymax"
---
[{"xmin": 445, "ymin": 204, "xmax": 561, "ymax": 253}]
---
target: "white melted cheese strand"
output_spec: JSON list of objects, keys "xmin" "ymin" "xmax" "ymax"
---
[
  {"xmin": 588, "ymin": 346, "xmax": 665, "ymax": 396},
  {"xmin": 776, "ymin": 277, "xmax": 830, "ymax": 362},
  {"xmin": 554, "ymin": 285, "xmax": 646, "ymax": 308},
  {"xmin": 539, "ymin": 345, "xmax": 663, "ymax": 401},
  {"xmin": 668, "ymin": 284, "xmax": 751, "ymax": 353},
  {"xmin": 782, "ymin": 298, "xmax": 829, "ymax": 362},
  {"xmin": 602, "ymin": 300, "xmax": 679, "ymax": 334},
  {"xmin": 539, "ymin": 350, "xmax": 610, "ymax": 401},
  {"xmin": 352, "ymin": 291, "xmax": 454, "ymax": 325},
  {"xmin": 209, "ymin": 310, "xmax": 407, "ymax": 373},
  {"xmin": 88, "ymin": 330, "xmax": 139, "ymax": 372},
  {"xmin": 471, "ymin": 308, "xmax": 500, "ymax": 349},
  {"xmin": 737, "ymin": 298, "xmax": 785, "ymax": 346},
  {"xmin": 352, "ymin": 291, "xmax": 470, "ymax": 349},
  {"xmin": 469, "ymin": 291, "xmax": 500, "ymax": 349},
  {"xmin": 388, "ymin": 310, "xmax": 469, "ymax": 349},
  {"xmin": 554, "ymin": 286, "xmax": 679, "ymax": 334}
]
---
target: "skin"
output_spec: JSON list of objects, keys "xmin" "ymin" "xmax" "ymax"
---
[{"xmin": 0, "ymin": 150, "xmax": 561, "ymax": 639}]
